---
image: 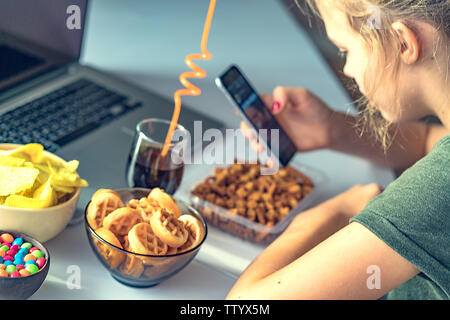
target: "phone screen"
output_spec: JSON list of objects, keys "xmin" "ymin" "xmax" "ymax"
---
[{"xmin": 219, "ymin": 65, "xmax": 297, "ymax": 166}]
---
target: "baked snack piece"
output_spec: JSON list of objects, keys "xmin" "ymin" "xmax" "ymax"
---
[
  {"xmin": 93, "ymin": 228, "xmax": 125, "ymax": 269},
  {"xmin": 102, "ymin": 207, "xmax": 143, "ymax": 237},
  {"xmin": 150, "ymin": 208, "xmax": 188, "ymax": 248},
  {"xmin": 120, "ymin": 238, "xmax": 144, "ymax": 278},
  {"xmin": 91, "ymin": 188, "xmax": 122, "ymax": 201},
  {"xmin": 148, "ymin": 188, "xmax": 182, "ymax": 218},
  {"xmin": 127, "ymin": 197, "xmax": 160, "ymax": 223},
  {"xmin": 128, "ymin": 222, "xmax": 168, "ymax": 256},
  {"xmin": 177, "ymin": 214, "xmax": 205, "ymax": 253},
  {"xmin": 87, "ymin": 189, "xmax": 124, "ymax": 229},
  {"xmin": 120, "ymin": 253, "xmax": 145, "ymax": 278}
]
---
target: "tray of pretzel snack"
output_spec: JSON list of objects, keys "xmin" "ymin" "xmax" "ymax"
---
[
  {"xmin": 85, "ymin": 187, "xmax": 206, "ymax": 282},
  {"xmin": 189, "ymin": 161, "xmax": 323, "ymax": 245}
]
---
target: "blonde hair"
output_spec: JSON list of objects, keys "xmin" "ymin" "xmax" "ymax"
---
[{"xmin": 298, "ymin": 0, "xmax": 450, "ymax": 149}]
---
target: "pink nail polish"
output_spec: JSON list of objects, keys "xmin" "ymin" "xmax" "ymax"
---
[{"xmin": 272, "ymin": 101, "xmax": 281, "ymax": 113}]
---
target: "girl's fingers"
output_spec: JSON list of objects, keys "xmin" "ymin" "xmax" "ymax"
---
[
  {"xmin": 272, "ymin": 86, "xmax": 308, "ymax": 114},
  {"xmin": 240, "ymin": 121, "xmax": 264, "ymax": 154},
  {"xmin": 240, "ymin": 121, "xmax": 255, "ymax": 140},
  {"xmin": 272, "ymin": 86, "xmax": 290, "ymax": 114},
  {"xmin": 251, "ymin": 140, "xmax": 264, "ymax": 154}
]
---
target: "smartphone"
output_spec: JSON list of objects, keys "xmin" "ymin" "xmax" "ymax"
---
[{"xmin": 215, "ymin": 65, "xmax": 297, "ymax": 166}]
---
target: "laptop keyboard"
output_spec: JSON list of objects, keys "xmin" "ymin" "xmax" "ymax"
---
[{"xmin": 0, "ymin": 78, "xmax": 142, "ymax": 152}]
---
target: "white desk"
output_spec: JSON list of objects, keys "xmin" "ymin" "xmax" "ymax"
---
[{"xmin": 33, "ymin": 0, "xmax": 395, "ymax": 299}]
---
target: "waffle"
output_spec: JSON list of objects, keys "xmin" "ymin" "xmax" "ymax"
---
[
  {"xmin": 128, "ymin": 222, "xmax": 168, "ymax": 256},
  {"xmin": 93, "ymin": 228, "xmax": 125, "ymax": 269},
  {"xmin": 127, "ymin": 197, "xmax": 160, "ymax": 223},
  {"xmin": 177, "ymin": 232, "xmax": 196, "ymax": 254},
  {"xmin": 120, "ymin": 253, "xmax": 144, "ymax": 278},
  {"xmin": 177, "ymin": 214, "xmax": 205, "ymax": 253},
  {"xmin": 119, "ymin": 235, "xmax": 129, "ymax": 250},
  {"xmin": 102, "ymin": 207, "xmax": 143, "ymax": 237},
  {"xmin": 148, "ymin": 188, "xmax": 182, "ymax": 218},
  {"xmin": 91, "ymin": 188, "xmax": 122, "ymax": 201},
  {"xmin": 87, "ymin": 190, "xmax": 124, "ymax": 229},
  {"xmin": 150, "ymin": 208, "xmax": 188, "ymax": 248},
  {"xmin": 165, "ymin": 246, "xmax": 179, "ymax": 255}
]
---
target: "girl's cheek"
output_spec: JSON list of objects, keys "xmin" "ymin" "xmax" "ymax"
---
[{"xmin": 344, "ymin": 55, "xmax": 367, "ymax": 95}]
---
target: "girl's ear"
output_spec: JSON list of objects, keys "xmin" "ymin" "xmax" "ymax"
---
[{"xmin": 391, "ymin": 21, "xmax": 420, "ymax": 64}]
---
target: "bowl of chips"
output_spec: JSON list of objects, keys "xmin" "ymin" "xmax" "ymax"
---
[{"xmin": 0, "ymin": 144, "xmax": 88, "ymax": 242}]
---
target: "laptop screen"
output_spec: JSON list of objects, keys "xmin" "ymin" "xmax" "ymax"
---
[{"xmin": 0, "ymin": 0, "xmax": 87, "ymax": 93}]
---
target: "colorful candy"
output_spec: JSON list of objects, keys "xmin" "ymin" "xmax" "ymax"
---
[
  {"xmin": 5, "ymin": 264, "xmax": 17, "ymax": 274},
  {"xmin": 36, "ymin": 257, "xmax": 46, "ymax": 269},
  {"xmin": 0, "ymin": 233, "xmax": 14, "ymax": 244},
  {"xmin": 0, "ymin": 233, "xmax": 46, "ymax": 277},
  {"xmin": 32, "ymin": 250, "xmax": 44, "ymax": 259},
  {"xmin": 9, "ymin": 271, "xmax": 21, "ymax": 278},
  {"xmin": 24, "ymin": 254, "xmax": 36, "ymax": 262},
  {"xmin": 12, "ymin": 238, "xmax": 23, "ymax": 246},
  {"xmin": 25, "ymin": 260, "xmax": 37, "ymax": 267},
  {"xmin": 25, "ymin": 264, "xmax": 39, "ymax": 274},
  {"xmin": 19, "ymin": 269, "xmax": 30, "ymax": 277},
  {"xmin": 17, "ymin": 248, "xmax": 28, "ymax": 257},
  {"xmin": 21, "ymin": 242, "xmax": 32, "ymax": 250}
]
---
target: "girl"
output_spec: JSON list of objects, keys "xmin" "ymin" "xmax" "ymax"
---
[{"xmin": 227, "ymin": 0, "xmax": 449, "ymax": 300}]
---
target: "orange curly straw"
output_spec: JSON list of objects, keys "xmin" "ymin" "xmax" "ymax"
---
[{"xmin": 161, "ymin": 0, "xmax": 217, "ymax": 157}]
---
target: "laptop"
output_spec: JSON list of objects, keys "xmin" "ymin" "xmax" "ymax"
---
[{"xmin": 0, "ymin": 0, "xmax": 223, "ymax": 220}]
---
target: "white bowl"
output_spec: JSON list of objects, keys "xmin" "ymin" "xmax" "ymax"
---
[{"xmin": 0, "ymin": 144, "xmax": 81, "ymax": 243}]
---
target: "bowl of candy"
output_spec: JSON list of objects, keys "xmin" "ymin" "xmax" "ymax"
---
[
  {"xmin": 0, "ymin": 231, "xmax": 50, "ymax": 300},
  {"xmin": 0, "ymin": 144, "xmax": 88, "ymax": 243},
  {"xmin": 84, "ymin": 187, "xmax": 207, "ymax": 287}
]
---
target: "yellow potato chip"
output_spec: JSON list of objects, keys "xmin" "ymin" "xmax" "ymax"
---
[
  {"xmin": 4, "ymin": 195, "xmax": 52, "ymax": 209},
  {"xmin": 64, "ymin": 160, "xmax": 79, "ymax": 172},
  {"xmin": 0, "ymin": 156, "xmax": 26, "ymax": 167},
  {"xmin": 0, "ymin": 143, "xmax": 44, "ymax": 162},
  {"xmin": 33, "ymin": 178, "xmax": 56, "ymax": 206},
  {"xmin": 0, "ymin": 144, "xmax": 87, "ymax": 209},
  {"xmin": 0, "ymin": 166, "xmax": 39, "ymax": 196},
  {"xmin": 52, "ymin": 184, "xmax": 75, "ymax": 193},
  {"xmin": 51, "ymin": 171, "xmax": 88, "ymax": 188}
]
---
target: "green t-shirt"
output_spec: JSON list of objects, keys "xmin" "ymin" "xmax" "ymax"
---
[{"xmin": 350, "ymin": 135, "xmax": 450, "ymax": 300}]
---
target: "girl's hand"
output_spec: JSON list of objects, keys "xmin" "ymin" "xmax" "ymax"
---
[
  {"xmin": 241, "ymin": 87, "xmax": 335, "ymax": 153},
  {"xmin": 326, "ymin": 183, "xmax": 383, "ymax": 221}
]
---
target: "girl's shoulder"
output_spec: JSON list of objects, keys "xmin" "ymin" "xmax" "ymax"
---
[{"xmin": 351, "ymin": 133, "xmax": 450, "ymax": 300}]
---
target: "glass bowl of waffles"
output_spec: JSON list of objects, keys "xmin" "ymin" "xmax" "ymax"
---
[{"xmin": 84, "ymin": 187, "xmax": 207, "ymax": 287}]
